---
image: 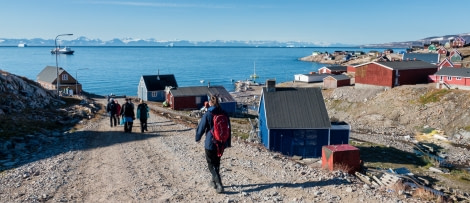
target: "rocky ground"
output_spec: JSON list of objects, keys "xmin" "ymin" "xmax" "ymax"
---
[
  {"xmin": 0, "ymin": 97, "xmax": 425, "ymax": 203},
  {"xmin": 1, "ymin": 70, "xmax": 470, "ymax": 202}
]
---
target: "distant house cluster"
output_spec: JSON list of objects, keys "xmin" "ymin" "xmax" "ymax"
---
[{"xmin": 296, "ymin": 35, "xmax": 469, "ymax": 90}]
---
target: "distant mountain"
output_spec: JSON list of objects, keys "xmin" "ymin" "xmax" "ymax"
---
[
  {"xmin": 0, "ymin": 37, "xmax": 354, "ymax": 47},
  {"xmin": 363, "ymin": 33, "xmax": 470, "ymax": 48}
]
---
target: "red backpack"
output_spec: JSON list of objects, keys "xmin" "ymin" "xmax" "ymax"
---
[{"xmin": 211, "ymin": 113, "xmax": 230, "ymax": 157}]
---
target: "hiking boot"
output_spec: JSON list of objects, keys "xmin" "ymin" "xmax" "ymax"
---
[{"xmin": 215, "ymin": 182, "xmax": 224, "ymax": 193}]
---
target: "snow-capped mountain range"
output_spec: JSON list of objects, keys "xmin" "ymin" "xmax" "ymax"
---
[
  {"xmin": 363, "ymin": 33, "xmax": 470, "ymax": 48},
  {"xmin": 1, "ymin": 33, "xmax": 469, "ymax": 47},
  {"xmin": 0, "ymin": 36, "xmax": 351, "ymax": 47}
]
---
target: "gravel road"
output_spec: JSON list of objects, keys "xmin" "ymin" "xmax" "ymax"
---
[{"xmin": 0, "ymin": 98, "xmax": 427, "ymax": 202}]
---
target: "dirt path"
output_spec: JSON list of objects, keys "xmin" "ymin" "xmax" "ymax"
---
[{"xmin": 0, "ymin": 98, "xmax": 416, "ymax": 202}]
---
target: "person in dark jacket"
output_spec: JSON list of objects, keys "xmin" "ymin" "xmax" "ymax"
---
[
  {"xmin": 120, "ymin": 98, "xmax": 135, "ymax": 133},
  {"xmin": 195, "ymin": 95, "xmax": 231, "ymax": 194},
  {"xmin": 136, "ymin": 99, "xmax": 149, "ymax": 133},
  {"xmin": 106, "ymin": 98, "xmax": 118, "ymax": 127}
]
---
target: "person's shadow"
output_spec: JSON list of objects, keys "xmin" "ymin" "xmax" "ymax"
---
[{"xmin": 224, "ymin": 178, "xmax": 352, "ymax": 194}]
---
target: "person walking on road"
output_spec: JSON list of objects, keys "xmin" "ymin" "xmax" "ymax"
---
[
  {"xmin": 115, "ymin": 100, "xmax": 122, "ymax": 125},
  {"xmin": 120, "ymin": 98, "xmax": 135, "ymax": 133},
  {"xmin": 137, "ymin": 99, "xmax": 150, "ymax": 133},
  {"xmin": 195, "ymin": 95, "xmax": 231, "ymax": 194},
  {"xmin": 106, "ymin": 98, "xmax": 118, "ymax": 127}
]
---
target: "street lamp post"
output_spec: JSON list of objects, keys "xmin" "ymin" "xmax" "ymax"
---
[{"xmin": 55, "ymin": 33, "xmax": 73, "ymax": 96}]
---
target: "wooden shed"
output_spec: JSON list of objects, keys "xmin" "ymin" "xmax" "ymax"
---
[
  {"xmin": 138, "ymin": 74, "xmax": 178, "ymax": 102},
  {"xmin": 323, "ymin": 75, "xmax": 350, "ymax": 89},
  {"xmin": 294, "ymin": 73, "xmax": 330, "ymax": 83},
  {"xmin": 355, "ymin": 61, "xmax": 438, "ymax": 89},
  {"xmin": 258, "ymin": 80, "xmax": 350, "ymax": 158}
]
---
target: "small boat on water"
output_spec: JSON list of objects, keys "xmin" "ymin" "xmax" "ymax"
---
[
  {"xmin": 18, "ymin": 43, "xmax": 27, "ymax": 47},
  {"xmin": 51, "ymin": 47, "xmax": 74, "ymax": 55},
  {"xmin": 250, "ymin": 61, "xmax": 259, "ymax": 79}
]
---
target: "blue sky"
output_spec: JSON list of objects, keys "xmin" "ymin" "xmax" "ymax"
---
[{"xmin": 1, "ymin": 0, "xmax": 469, "ymax": 45}]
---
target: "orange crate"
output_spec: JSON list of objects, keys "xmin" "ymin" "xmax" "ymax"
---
[{"xmin": 322, "ymin": 144, "xmax": 361, "ymax": 174}]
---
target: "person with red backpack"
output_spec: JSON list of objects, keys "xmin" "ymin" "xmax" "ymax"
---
[{"xmin": 195, "ymin": 95, "xmax": 231, "ymax": 194}]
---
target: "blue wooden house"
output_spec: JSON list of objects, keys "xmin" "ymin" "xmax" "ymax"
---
[
  {"xmin": 258, "ymin": 80, "xmax": 350, "ymax": 158},
  {"xmin": 138, "ymin": 74, "xmax": 178, "ymax": 102}
]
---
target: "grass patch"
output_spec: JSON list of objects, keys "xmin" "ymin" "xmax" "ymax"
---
[
  {"xmin": 418, "ymin": 89, "xmax": 448, "ymax": 104},
  {"xmin": 442, "ymin": 169, "xmax": 470, "ymax": 185},
  {"xmin": 464, "ymin": 125, "xmax": 470, "ymax": 131},
  {"xmin": 351, "ymin": 140, "xmax": 431, "ymax": 169},
  {"xmin": 420, "ymin": 127, "xmax": 436, "ymax": 134}
]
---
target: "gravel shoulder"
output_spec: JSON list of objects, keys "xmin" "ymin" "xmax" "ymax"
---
[{"xmin": 0, "ymin": 98, "xmax": 418, "ymax": 202}]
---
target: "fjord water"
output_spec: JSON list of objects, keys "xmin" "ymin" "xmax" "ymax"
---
[{"xmin": 0, "ymin": 46, "xmax": 390, "ymax": 96}]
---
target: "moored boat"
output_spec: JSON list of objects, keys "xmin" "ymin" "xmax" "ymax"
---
[
  {"xmin": 51, "ymin": 47, "xmax": 74, "ymax": 54},
  {"xmin": 18, "ymin": 43, "xmax": 27, "ymax": 47}
]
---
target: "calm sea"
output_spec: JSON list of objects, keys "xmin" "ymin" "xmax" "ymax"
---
[{"xmin": 0, "ymin": 46, "xmax": 400, "ymax": 96}]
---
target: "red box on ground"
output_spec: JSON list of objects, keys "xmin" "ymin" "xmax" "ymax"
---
[{"xmin": 322, "ymin": 144, "xmax": 361, "ymax": 174}]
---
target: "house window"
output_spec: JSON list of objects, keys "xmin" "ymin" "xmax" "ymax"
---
[
  {"xmin": 62, "ymin": 74, "xmax": 68, "ymax": 81},
  {"xmin": 456, "ymin": 77, "xmax": 462, "ymax": 80},
  {"xmin": 439, "ymin": 76, "xmax": 443, "ymax": 81},
  {"xmin": 447, "ymin": 76, "xmax": 452, "ymax": 81},
  {"xmin": 151, "ymin": 91, "xmax": 157, "ymax": 97}
]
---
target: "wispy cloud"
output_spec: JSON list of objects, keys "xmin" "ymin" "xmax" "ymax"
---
[{"xmin": 92, "ymin": 1, "xmax": 234, "ymax": 9}]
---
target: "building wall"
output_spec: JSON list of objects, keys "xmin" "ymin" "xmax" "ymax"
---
[
  {"xmin": 269, "ymin": 128, "xmax": 330, "ymax": 158},
  {"xmin": 323, "ymin": 77, "xmax": 337, "ymax": 89},
  {"xmin": 220, "ymin": 102, "xmax": 237, "ymax": 115},
  {"xmin": 355, "ymin": 63, "xmax": 394, "ymax": 87},
  {"xmin": 396, "ymin": 68, "xmax": 437, "ymax": 86},
  {"xmin": 258, "ymin": 96, "xmax": 269, "ymax": 149},
  {"xmin": 347, "ymin": 66, "xmax": 356, "ymax": 73},
  {"xmin": 437, "ymin": 75, "xmax": 470, "ymax": 86},
  {"xmin": 171, "ymin": 96, "xmax": 198, "ymax": 110}
]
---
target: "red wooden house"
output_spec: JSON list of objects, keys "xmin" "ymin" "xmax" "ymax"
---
[
  {"xmin": 437, "ymin": 47, "xmax": 447, "ymax": 55},
  {"xmin": 438, "ymin": 58, "xmax": 455, "ymax": 69},
  {"xmin": 166, "ymin": 85, "xmax": 236, "ymax": 114},
  {"xmin": 355, "ymin": 61, "xmax": 438, "ymax": 88},
  {"xmin": 433, "ymin": 67, "xmax": 470, "ymax": 90},
  {"xmin": 451, "ymin": 36, "xmax": 466, "ymax": 48}
]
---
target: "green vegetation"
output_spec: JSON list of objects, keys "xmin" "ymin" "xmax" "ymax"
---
[
  {"xmin": 418, "ymin": 89, "xmax": 448, "ymax": 104},
  {"xmin": 351, "ymin": 140, "xmax": 431, "ymax": 171},
  {"xmin": 420, "ymin": 127, "xmax": 436, "ymax": 134},
  {"xmin": 464, "ymin": 125, "xmax": 470, "ymax": 131}
]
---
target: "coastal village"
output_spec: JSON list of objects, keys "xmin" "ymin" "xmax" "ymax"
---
[{"xmin": 1, "ymin": 36, "xmax": 470, "ymax": 202}]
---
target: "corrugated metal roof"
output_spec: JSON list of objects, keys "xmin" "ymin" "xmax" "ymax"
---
[
  {"xmin": 262, "ymin": 87, "xmax": 331, "ymax": 129},
  {"xmin": 142, "ymin": 75, "xmax": 178, "ymax": 91},
  {"xmin": 37, "ymin": 66, "xmax": 65, "ymax": 83},
  {"xmin": 326, "ymin": 65, "xmax": 347, "ymax": 71},
  {"xmin": 170, "ymin": 85, "xmax": 235, "ymax": 102},
  {"xmin": 435, "ymin": 67, "xmax": 470, "ymax": 77},
  {"xmin": 324, "ymin": 74, "xmax": 350, "ymax": 81},
  {"xmin": 402, "ymin": 53, "xmax": 440, "ymax": 64},
  {"xmin": 375, "ymin": 60, "xmax": 437, "ymax": 70}
]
